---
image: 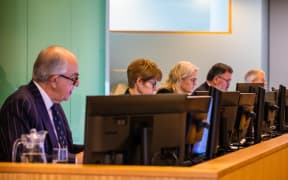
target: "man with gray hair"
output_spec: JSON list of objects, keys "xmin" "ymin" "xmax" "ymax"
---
[
  {"xmin": 244, "ymin": 69, "xmax": 266, "ymax": 84},
  {"xmin": 0, "ymin": 45, "xmax": 83, "ymax": 162}
]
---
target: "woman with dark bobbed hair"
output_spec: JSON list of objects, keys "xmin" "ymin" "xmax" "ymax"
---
[{"xmin": 125, "ymin": 58, "xmax": 162, "ymax": 95}]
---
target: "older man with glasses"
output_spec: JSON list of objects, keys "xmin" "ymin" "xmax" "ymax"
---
[{"xmin": 0, "ymin": 45, "xmax": 83, "ymax": 162}]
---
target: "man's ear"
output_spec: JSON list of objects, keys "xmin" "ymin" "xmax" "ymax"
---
[
  {"xmin": 48, "ymin": 75, "xmax": 58, "ymax": 88},
  {"xmin": 212, "ymin": 76, "xmax": 219, "ymax": 85}
]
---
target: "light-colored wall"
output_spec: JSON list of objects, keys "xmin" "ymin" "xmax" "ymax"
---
[
  {"xmin": 109, "ymin": 0, "xmax": 268, "ymax": 93},
  {"xmin": 269, "ymin": 0, "xmax": 288, "ymax": 89}
]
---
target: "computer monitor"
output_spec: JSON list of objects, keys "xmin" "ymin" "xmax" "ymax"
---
[
  {"xmin": 236, "ymin": 83, "xmax": 265, "ymax": 144},
  {"xmin": 205, "ymin": 87, "xmax": 221, "ymax": 160},
  {"xmin": 192, "ymin": 88, "xmax": 240, "ymax": 158},
  {"xmin": 236, "ymin": 83, "xmax": 264, "ymax": 93},
  {"xmin": 191, "ymin": 89, "xmax": 215, "ymax": 160},
  {"xmin": 253, "ymin": 87, "xmax": 266, "ymax": 144},
  {"xmin": 263, "ymin": 90, "xmax": 279, "ymax": 137},
  {"xmin": 83, "ymin": 94, "xmax": 211, "ymax": 166},
  {"xmin": 274, "ymin": 85, "xmax": 287, "ymax": 133},
  {"xmin": 233, "ymin": 93, "xmax": 256, "ymax": 144},
  {"xmin": 217, "ymin": 91, "xmax": 240, "ymax": 153}
]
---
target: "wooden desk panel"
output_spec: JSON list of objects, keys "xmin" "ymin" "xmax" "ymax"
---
[
  {"xmin": 193, "ymin": 134, "xmax": 288, "ymax": 180},
  {"xmin": 1, "ymin": 134, "xmax": 288, "ymax": 180}
]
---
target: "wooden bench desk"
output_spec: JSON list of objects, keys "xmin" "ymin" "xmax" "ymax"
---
[{"xmin": 1, "ymin": 134, "xmax": 288, "ymax": 180}]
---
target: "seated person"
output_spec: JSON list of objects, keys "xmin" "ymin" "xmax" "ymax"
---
[
  {"xmin": 0, "ymin": 45, "xmax": 83, "ymax": 162},
  {"xmin": 157, "ymin": 61, "xmax": 198, "ymax": 94},
  {"xmin": 125, "ymin": 58, "xmax": 162, "ymax": 95},
  {"xmin": 156, "ymin": 61, "xmax": 200, "ymax": 159},
  {"xmin": 193, "ymin": 62, "xmax": 233, "ymax": 93},
  {"xmin": 244, "ymin": 69, "xmax": 266, "ymax": 84}
]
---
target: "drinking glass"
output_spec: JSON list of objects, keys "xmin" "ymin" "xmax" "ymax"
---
[{"xmin": 52, "ymin": 147, "xmax": 68, "ymax": 164}]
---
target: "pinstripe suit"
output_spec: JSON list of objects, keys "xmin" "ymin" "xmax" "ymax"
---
[{"xmin": 0, "ymin": 81, "xmax": 82, "ymax": 162}]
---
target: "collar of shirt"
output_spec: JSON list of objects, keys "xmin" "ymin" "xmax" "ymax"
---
[{"xmin": 33, "ymin": 80, "xmax": 54, "ymax": 110}]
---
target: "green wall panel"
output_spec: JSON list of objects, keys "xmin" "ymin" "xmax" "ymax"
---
[
  {"xmin": 0, "ymin": 0, "xmax": 106, "ymax": 144},
  {"xmin": 0, "ymin": 0, "xmax": 27, "ymax": 106},
  {"xmin": 70, "ymin": 0, "xmax": 106, "ymax": 143},
  {"xmin": 27, "ymin": 0, "xmax": 73, "ymax": 77},
  {"xmin": 27, "ymin": 0, "xmax": 73, "ymax": 118}
]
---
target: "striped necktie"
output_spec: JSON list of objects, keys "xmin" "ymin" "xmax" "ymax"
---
[{"xmin": 51, "ymin": 104, "xmax": 67, "ymax": 147}]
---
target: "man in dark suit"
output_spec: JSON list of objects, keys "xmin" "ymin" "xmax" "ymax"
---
[
  {"xmin": 193, "ymin": 63, "xmax": 233, "ymax": 93},
  {"xmin": 0, "ymin": 45, "xmax": 83, "ymax": 162}
]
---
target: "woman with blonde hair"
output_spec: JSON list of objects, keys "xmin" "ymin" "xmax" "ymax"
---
[{"xmin": 157, "ymin": 61, "xmax": 198, "ymax": 94}]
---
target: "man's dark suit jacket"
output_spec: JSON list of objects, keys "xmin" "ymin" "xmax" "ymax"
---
[
  {"xmin": 0, "ymin": 81, "xmax": 83, "ymax": 162},
  {"xmin": 192, "ymin": 82, "xmax": 210, "ymax": 95}
]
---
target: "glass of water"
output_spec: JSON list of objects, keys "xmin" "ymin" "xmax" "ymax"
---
[{"xmin": 52, "ymin": 147, "xmax": 68, "ymax": 164}]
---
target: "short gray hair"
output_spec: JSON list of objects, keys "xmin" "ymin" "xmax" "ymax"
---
[
  {"xmin": 32, "ymin": 46, "xmax": 73, "ymax": 82},
  {"xmin": 244, "ymin": 69, "xmax": 265, "ymax": 83}
]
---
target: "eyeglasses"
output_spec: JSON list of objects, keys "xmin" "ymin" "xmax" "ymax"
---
[
  {"xmin": 149, "ymin": 81, "xmax": 157, "ymax": 88},
  {"xmin": 144, "ymin": 79, "xmax": 157, "ymax": 88},
  {"xmin": 59, "ymin": 74, "xmax": 79, "ymax": 86},
  {"xmin": 217, "ymin": 75, "xmax": 231, "ymax": 83},
  {"xmin": 192, "ymin": 78, "xmax": 197, "ymax": 83},
  {"xmin": 183, "ymin": 77, "xmax": 197, "ymax": 84}
]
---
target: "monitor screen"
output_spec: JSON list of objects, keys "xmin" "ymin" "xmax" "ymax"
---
[
  {"xmin": 83, "ymin": 94, "xmax": 211, "ymax": 166},
  {"xmin": 191, "ymin": 98, "xmax": 213, "ymax": 155}
]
